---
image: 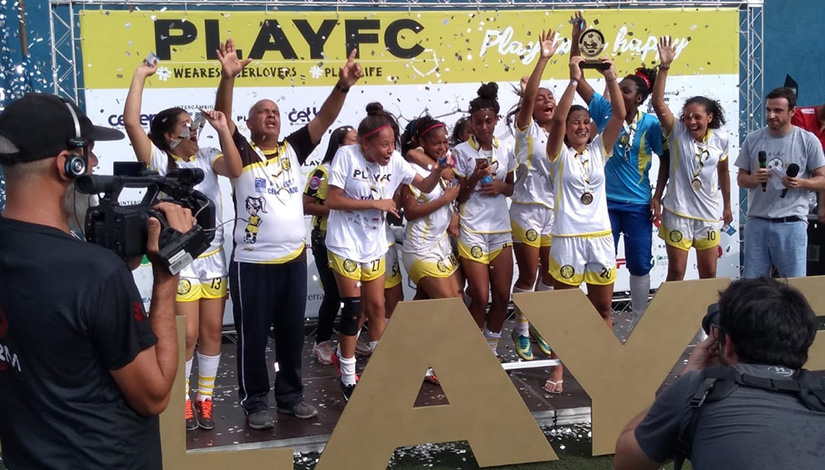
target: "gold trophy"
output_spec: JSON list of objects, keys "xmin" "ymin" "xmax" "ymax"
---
[{"xmin": 578, "ymin": 28, "xmax": 610, "ymax": 70}]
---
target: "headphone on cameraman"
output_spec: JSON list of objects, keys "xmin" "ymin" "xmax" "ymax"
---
[{"xmin": 62, "ymin": 99, "xmax": 88, "ymax": 178}]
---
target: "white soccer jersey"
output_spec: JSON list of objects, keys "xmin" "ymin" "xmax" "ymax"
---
[
  {"xmin": 404, "ymin": 164, "xmax": 453, "ymax": 255},
  {"xmin": 662, "ymin": 121, "xmax": 729, "ymax": 222},
  {"xmin": 512, "ymin": 119, "xmax": 554, "ymax": 209},
  {"xmin": 550, "ymin": 135, "xmax": 612, "ymax": 237},
  {"xmin": 453, "ymin": 136, "xmax": 516, "ymax": 234},
  {"xmin": 149, "ymin": 145, "xmax": 225, "ymax": 256},
  {"xmin": 326, "ymin": 145, "xmax": 417, "ymax": 263},
  {"xmin": 231, "ymin": 128, "xmax": 312, "ymax": 264}
]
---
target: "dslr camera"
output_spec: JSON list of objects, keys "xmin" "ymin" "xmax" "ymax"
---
[{"xmin": 76, "ymin": 163, "xmax": 215, "ymax": 274}]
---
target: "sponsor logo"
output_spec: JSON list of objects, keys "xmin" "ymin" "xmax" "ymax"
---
[{"xmin": 255, "ymin": 177, "xmax": 267, "ymax": 192}]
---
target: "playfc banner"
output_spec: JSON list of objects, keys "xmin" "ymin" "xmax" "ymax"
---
[{"xmin": 79, "ymin": 8, "xmax": 738, "ymax": 89}]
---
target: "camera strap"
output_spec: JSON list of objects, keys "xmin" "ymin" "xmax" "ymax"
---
[{"xmin": 673, "ymin": 366, "xmax": 825, "ymax": 470}]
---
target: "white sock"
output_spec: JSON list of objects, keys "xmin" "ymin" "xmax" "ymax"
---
[
  {"xmin": 629, "ymin": 274, "xmax": 651, "ymax": 322},
  {"xmin": 369, "ymin": 340, "xmax": 379, "ymax": 351},
  {"xmin": 536, "ymin": 281, "xmax": 554, "ymax": 292},
  {"xmin": 196, "ymin": 352, "xmax": 221, "ymax": 402},
  {"xmin": 184, "ymin": 358, "xmax": 193, "ymax": 400},
  {"xmin": 340, "ymin": 356, "xmax": 357, "ymax": 386},
  {"xmin": 483, "ymin": 327, "xmax": 502, "ymax": 353},
  {"xmin": 512, "ymin": 286, "xmax": 531, "ymax": 337}
]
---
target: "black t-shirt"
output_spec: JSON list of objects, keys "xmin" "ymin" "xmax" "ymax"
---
[{"xmin": 0, "ymin": 217, "xmax": 161, "ymax": 470}]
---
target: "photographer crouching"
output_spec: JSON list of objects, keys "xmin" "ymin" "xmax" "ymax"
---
[
  {"xmin": 615, "ymin": 277, "xmax": 825, "ymax": 470},
  {"xmin": 0, "ymin": 93, "xmax": 194, "ymax": 469}
]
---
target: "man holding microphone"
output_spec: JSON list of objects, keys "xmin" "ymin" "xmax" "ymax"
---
[{"xmin": 735, "ymin": 87, "xmax": 825, "ymax": 278}]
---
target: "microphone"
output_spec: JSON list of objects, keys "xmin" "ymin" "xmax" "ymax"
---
[
  {"xmin": 758, "ymin": 151, "xmax": 767, "ymax": 192},
  {"xmin": 781, "ymin": 164, "xmax": 800, "ymax": 198}
]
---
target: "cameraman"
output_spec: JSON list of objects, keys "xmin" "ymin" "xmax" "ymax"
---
[
  {"xmin": 0, "ymin": 93, "xmax": 193, "ymax": 469},
  {"xmin": 615, "ymin": 277, "xmax": 825, "ymax": 470}
]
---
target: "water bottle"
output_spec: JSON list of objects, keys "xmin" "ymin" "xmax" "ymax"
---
[{"xmin": 481, "ymin": 175, "xmax": 494, "ymax": 185}]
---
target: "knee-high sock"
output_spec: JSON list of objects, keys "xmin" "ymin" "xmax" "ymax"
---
[
  {"xmin": 197, "ymin": 352, "xmax": 221, "ymax": 402},
  {"xmin": 512, "ymin": 286, "xmax": 531, "ymax": 337},
  {"xmin": 184, "ymin": 358, "xmax": 193, "ymax": 400},
  {"xmin": 629, "ymin": 273, "xmax": 650, "ymax": 321},
  {"xmin": 340, "ymin": 356, "xmax": 357, "ymax": 386}
]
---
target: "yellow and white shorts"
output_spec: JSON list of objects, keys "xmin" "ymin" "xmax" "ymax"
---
[
  {"xmin": 329, "ymin": 251, "xmax": 386, "ymax": 282},
  {"xmin": 549, "ymin": 233, "xmax": 616, "ymax": 286},
  {"xmin": 458, "ymin": 230, "xmax": 512, "ymax": 265},
  {"xmin": 659, "ymin": 210, "xmax": 721, "ymax": 252},
  {"xmin": 402, "ymin": 236, "xmax": 459, "ymax": 284},
  {"xmin": 385, "ymin": 243, "xmax": 403, "ymax": 289},
  {"xmin": 510, "ymin": 202, "xmax": 554, "ymax": 248},
  {"xmin": 177, "ymin": 249, "xmax": 228, "ymax": 302}
]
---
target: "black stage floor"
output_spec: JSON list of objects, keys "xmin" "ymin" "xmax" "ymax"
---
[{"xmin": 185, "ymin": 306, "xmax": 696, "ymax": 453}]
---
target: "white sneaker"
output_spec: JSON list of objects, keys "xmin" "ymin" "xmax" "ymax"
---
[
  {"xmin": 355, "ymin": 336, "xmax": 373, "ymax": 357},
  {"xmin": 312, "ymin": 340, "xmax": 334, "ymax": 365}
]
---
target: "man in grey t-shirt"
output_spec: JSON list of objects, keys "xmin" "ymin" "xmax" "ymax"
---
[
  {"xmin": 614, "ymin": 278, "xmax": 825, "ymax": 470},
  {"xmin": 734, "ymin": 87, "xmax": 825, "ymax": 278}
]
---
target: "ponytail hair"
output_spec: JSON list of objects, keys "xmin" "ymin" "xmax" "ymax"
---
[
  {"xmin": 322, "ymin": 125, "xmax": 355, "ymax": 164},
  {"xmin": 358, "ymin": 102, "xmax": 400, "ymax": 147},
  {"xmin": 625, "ymin": 67, "xmax": 658, "ymax": 102},
  {"xmin": 681, "ymin": 96, "xmax": 726, "ymax": 129},
  {"xmin": 148, "ymin": 107, "xmax": 187, "ymax": 172}
]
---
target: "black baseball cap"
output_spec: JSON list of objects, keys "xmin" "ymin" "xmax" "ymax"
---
[{"xmin": 0, "ymin": 93, "xmax": 124, "ymax": 165}]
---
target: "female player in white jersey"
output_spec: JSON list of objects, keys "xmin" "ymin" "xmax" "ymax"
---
[
  {"xmin": 570, "ymin": 13, "xmax": 667, "ymax": 324},
  {"xmin": 400, "ymin": 115, "xmax": 462, "ymax": 299},
  {"xmin": 454, "ymin": 83, "xmax": 516, "ymax": 356},
  {"xmin": 652, "ymin": 37, "xmax": 732, "ymax": 281},
  {"xmin": 544, "ymin": 56, "xmax": 626, "ymax": 393},
  {"xmin": 508, "ymin": 29, "xmax": 559, "ymax": 361},
  {"xmin": 325, "ymin": 103, "xmax": 444, "ymax": 401},
  {"xmin": 304, "ymin": 126, "xmax": 358, "ymax": 365},
  {"xmin": 124, "ymin": 58, "xmax": 242, "ymax": 430}
]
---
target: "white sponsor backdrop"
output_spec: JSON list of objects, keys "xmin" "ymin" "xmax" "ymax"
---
[{"xmin": 86, "ymin": 75, "xmax": 740, "ymax": 323}]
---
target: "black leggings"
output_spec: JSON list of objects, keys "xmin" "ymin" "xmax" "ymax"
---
[{"xmin": 312, "ymin": 235, "xmax": 341, "ymax": 343}]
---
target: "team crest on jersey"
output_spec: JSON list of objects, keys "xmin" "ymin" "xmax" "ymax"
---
[
  {"xmin": 177, "ymin": 279, "xmax": 192, "ymax": 295},
  {"xmin": 525, "ymin": 229, "xmax": 538, "ymax": 242},
  {"xmin": 669, "ymin": 230, "xmax": 683, "ymax": 243},
  {"xmin": 343, "ymin": 259, "xmax": 357, "ymax": 273},
  {"xmin": 437, "ymin": 259, "xmax": 447, "ymax": 272},
  {"xmin": 560, "ymin": 265, "xmax": 575, "ymax": 280},
  {"xmin": 308, "ymin": 175, "xmax": 322, "ymax": 191},
  {"xmin": 470, "ymin": 246, "xmax": 483, "ymax": 259},
  {"xmin": 281, "ymin": 158, "xmax": 291, "ymax": 171}
]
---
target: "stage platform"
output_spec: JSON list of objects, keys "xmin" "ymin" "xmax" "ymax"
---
[{"xmin": 185, "ymin": 306, "xmax": 695, "ymax": 454}]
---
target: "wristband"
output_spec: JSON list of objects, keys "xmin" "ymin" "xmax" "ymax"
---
[
  {"xmin": 336, "ymin": 84, "xmax": 350, "ymax": 93},
  {"xmin": 660, "ymin": 65, "xmax": 671, "ymax": 70}
]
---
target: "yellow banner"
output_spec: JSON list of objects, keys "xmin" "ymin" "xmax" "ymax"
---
[{"xmin": 80, "ymin": 8, "xmax": 738, "ymax": 89}]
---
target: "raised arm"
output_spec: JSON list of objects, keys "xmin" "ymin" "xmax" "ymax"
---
[
  {"xmin": 598, "ymin": 59, "xmax": 625, "ymax": 152},
  {"xmin": 652, "ymin": 36, "xmax": 676, "ymax": 135},
  {"xmin": 516, "ymin": 29, "xmax": 559, "ymax": 131},
  {"xmin": 215, "ymin": 38, "xmax": 253, "ymax": 135},
  {"xmin": 123, "ymin": 60, "xmax": 159, "ymax": 165},
  {"xmin": 204, "ymin": 110, "xmax": 243, "ymax": 179},
  {"xmin": 306, "ymin": 50, "xmax": 363, "ymax": 145},
  {"xmin": 547, "ymin": 56, "xmax": 584, "ymax": 161}
]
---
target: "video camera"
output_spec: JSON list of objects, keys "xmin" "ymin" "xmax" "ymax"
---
[{"xmin": 75, "ymin": 163, "xmax": 215, "ymax": 274}]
